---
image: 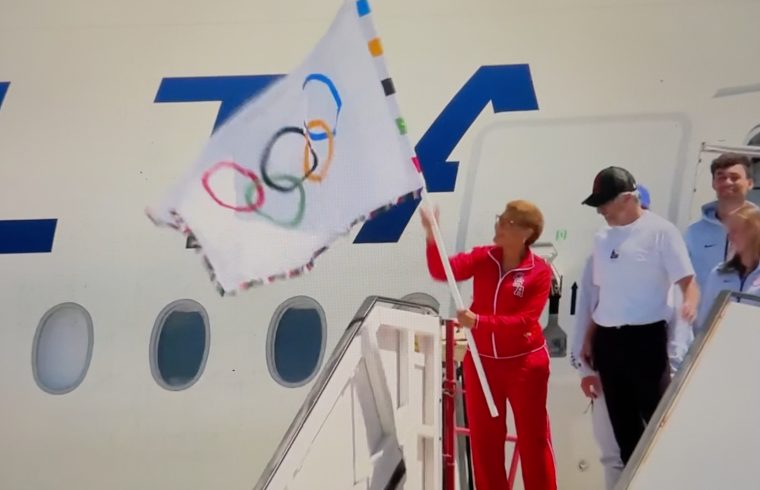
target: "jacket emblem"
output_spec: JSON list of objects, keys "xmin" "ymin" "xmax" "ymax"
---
[{"xmin": 513, "ymin": 273, "xmax": 525, "ymax": 297}]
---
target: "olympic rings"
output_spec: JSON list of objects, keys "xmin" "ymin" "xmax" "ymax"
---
[
  {"xmin": 246, "ymin": 174, "xmax": 306, "ymax": 228},
  {"xmin": 202, "ymin": 161, "xmax": 265, "ymax": 212},
  {"xmin": 201, "ymin": 73, "xmax": 342, "ymax": 227},
  {"xmin": 302, "ymin": 73, "xmax": 342, "ymax": 142},
  {"xmin": 260, "ymin": 126, "xmax": 318, "ymax": 193}
]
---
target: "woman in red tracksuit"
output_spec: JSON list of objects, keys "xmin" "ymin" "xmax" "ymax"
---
[{"xmin": 421, "ymin": 200, "xmax": 557, "ymax": 490}]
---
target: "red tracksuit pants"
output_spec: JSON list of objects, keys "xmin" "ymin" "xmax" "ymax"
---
[{"xmin": 463, "ymin": 347, "xmax": 557, "ymax": 490}]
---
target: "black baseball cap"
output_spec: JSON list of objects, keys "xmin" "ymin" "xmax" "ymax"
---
[{"xmin": 582, "ymin": 166, "xmax": 638, "ymax": 207}]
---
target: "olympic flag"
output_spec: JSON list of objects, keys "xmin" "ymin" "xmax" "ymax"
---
[{"xmin": 147, "ymin": 0, "xmax": 424, "ymax": 295}]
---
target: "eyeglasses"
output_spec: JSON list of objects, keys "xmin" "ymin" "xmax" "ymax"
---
[{"xmin": 495, "ymin": 214, "xmax": 520, "ymax": 228}]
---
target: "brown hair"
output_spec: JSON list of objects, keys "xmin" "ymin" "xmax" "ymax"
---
[
  {"xmin": 722, "ymin": 203, "xmax": 760, "ymax": 272},
  {"xmin": 710, "ymin": 152, "xmax": 752, "ymax": 178},
  {"xmin": 505, "ymin": 200, "xmax": 544, "ymax": 246}
]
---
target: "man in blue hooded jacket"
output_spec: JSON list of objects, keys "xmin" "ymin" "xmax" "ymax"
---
[{"xmin": 684, "ymin": 153, "xmax": 754, "ymax": 295}]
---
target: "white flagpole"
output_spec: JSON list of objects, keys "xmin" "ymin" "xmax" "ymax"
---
[
  {"xmin": 354, "ymin": 0, "xmax": 498, "ymax": 418},
  {"xmin": 420, "ymin": 190, "xmax": 499, "ymax": 418}
]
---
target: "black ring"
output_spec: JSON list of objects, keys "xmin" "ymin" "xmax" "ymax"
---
[{"xmin": 260, "ymin": 126, "xmax": 318, "ymax": 193}]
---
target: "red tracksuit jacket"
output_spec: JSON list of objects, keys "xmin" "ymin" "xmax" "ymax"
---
[{"xmin": 426, "ymin": 242, "xmax": 552, "ymax": 358}]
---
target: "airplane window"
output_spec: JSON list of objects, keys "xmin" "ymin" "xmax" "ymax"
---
[
  {"xmin": 33, "ymin": 303, "xmax": 94, "ymax": 394},
  {"xmin": 398, "ymin": 292, "xmax": 440, "ymax": 314},
  {"xmin": 267, "ymin": 296, "xmax": 326, "ymax": 387},
  {"xmin": 747, "ymin": 126, "xmax": 760, "ymax": 160},
  {"xmin": 150, "ymin": 299, "xmax": 210, "ymax": 391}
]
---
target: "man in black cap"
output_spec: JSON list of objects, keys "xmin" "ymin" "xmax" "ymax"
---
[{"xmin": 580, "ymin": 166, "xmax": 699, "ymax": 465}]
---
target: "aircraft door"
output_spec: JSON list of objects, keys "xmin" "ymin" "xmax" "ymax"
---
[
  {"xmin": 453, "ymin": 114, "xmax": 691, "ymax": 347},
  {"xmin": 745, "ymin": 126, "xmax": 760, "ymax": 206}
]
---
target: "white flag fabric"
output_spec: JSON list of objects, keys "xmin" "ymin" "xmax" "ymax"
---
[{"xmin": 148, "ymin": 0, "xmax": 424, "ymax": 295}]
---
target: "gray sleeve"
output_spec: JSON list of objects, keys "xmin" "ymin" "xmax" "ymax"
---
[
  {"xmin": 570, "ymin": 255, "xmax": 596, "ymax": 377},
  {"xmin": 667, "ymin": 287, "xmax": 694, "ymax": 375}
]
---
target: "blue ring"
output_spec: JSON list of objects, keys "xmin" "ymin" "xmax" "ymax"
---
[{"xmin": 302, "ymin": 73, "xmax": 342, "ymax": 141}]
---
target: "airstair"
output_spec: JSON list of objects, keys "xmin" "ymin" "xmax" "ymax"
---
[
  {"xmin": 252, "ymin": 296, "xmax": 442, "ymax": 490},
  {"xmin": 252, "ymin": 296, "xmax": 527, "ymax": 490},
  {"xmin": 617, "ymin": 291, "xmax": 760, "ymax": 489}
]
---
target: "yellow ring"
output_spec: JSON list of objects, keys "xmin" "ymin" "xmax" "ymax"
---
[{"xmin": 303, "ymin": 119, "xmax": 334, "ymax": 183}]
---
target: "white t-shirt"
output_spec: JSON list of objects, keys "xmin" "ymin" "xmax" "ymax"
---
[
  {"xmin": 573, "ymin": 255, "xmax": 694, "ymax": 376},
  {"xmin": 591, "ymin": 211, "xmax": 695, "ymax": 327}
]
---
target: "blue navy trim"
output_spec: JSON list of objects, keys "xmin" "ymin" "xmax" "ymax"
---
[{"xmin": 0, "ymin": 219, "xmax": 57, "ymax": 254}]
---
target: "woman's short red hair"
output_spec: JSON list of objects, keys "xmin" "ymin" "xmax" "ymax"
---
[{"xmin": 505, "ymin": 200, "xmax": 544, "ymax": 246}]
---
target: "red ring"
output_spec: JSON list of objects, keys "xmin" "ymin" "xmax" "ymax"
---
[{"xmin": 202, "ymin": 161, "xmax": 265, "ymax": 212}]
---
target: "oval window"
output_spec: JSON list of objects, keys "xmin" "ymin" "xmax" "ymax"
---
[
  {"xmin": 399, "ymin": 292, "xmax": 440, "ymax": 314},
  {"xmin": 747, "ymin": 125, "xmax": 760, "ymax": 166},
  {"xmin": 150, "ymin": 299, "xmax": 210, "ymax": 391},
  {"xmin": 32, "ymin": 303, "xmax": 94, "ymax": 394},
  {"xmin": 746, "ymin": 125, "xmax": 760, "ymax": 147},
  {"xmin": 267, "ymin": 296, "xmax": 326, "ymax": 387}
]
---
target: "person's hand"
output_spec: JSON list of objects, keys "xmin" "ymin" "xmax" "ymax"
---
[
  {"xmin": 681, "ymin": 301, "xmax": 697, "ymax": 324},
  {"xmin": 456, "ymin": 309, "xmax": 477, "ymax": 328},
  {"xmin": 420, "ymin": 206, "xmax": 439, "ymax": 241},
  {"xmin": 580, "ymin": 375, "xmax": 603, "ymax": 399}
]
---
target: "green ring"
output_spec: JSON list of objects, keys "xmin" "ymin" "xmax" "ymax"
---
[{"xmin": 245, "ymin": 174, "xmax": 306, "ymax": 228}]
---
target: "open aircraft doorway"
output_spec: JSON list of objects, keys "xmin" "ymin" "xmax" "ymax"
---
[{"xmin": 747, "ymin": 125, "xmax": 760, "ymax": 207}]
